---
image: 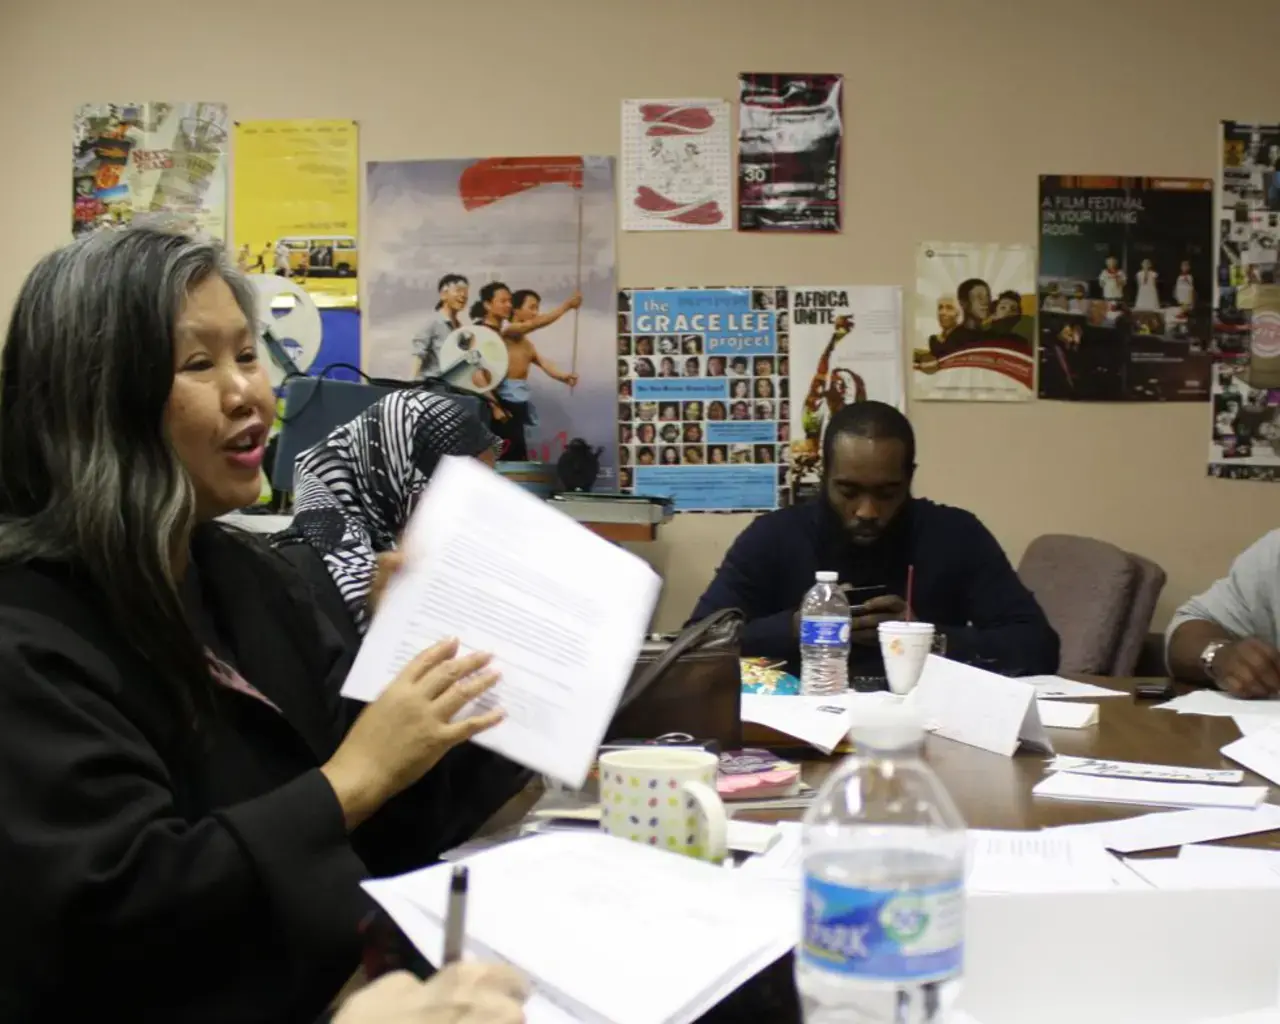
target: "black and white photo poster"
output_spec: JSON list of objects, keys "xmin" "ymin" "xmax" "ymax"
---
[{"xmin": 737, "ymin": 73, "xmax": 842, "ymax": 233}]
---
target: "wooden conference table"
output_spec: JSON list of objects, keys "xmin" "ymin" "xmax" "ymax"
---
[
  {"xmin": 462, "ymin": 680, "xmax": 1277, "ymax": 1024},
  {"xmin": 738, "ymin": 677, "xmax": 1278, "ymax": 851}
]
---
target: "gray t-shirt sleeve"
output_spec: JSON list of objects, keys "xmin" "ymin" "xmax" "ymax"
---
[
  {"xmin": 411, "ymin": 315, "xmax": 449, "ymax": 375},
  {"xmin": 1166, "ymin": 529, "xmax": 1280, "ymax": 650}
]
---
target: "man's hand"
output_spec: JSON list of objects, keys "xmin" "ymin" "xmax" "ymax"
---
[
  {"xmin": 850, "ymin": 594, "xmax": 908, "ymax": 646},
  {"xmin": 335, "ymin": 965, "xmax": 528, "ymax": 1024},
  {"xmin": 791, "ymin": 595, "xmax": 908, "ymax": 646},
  {"xmin": 560, "ymin": 372, "xmax": 579, "ymax": 387},
  {"xmin": 565, "ymin": 291, "xmax": 583, "ymax": 310},
  {"xmin": 1210, "ymin": 637, "xmax": 1280, "ymax": 699}
]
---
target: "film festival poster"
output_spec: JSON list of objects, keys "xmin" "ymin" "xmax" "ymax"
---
[
  {"xmin": 73, "ymin": 102, "xmax": 230, "ymax": 239},
  {"xmin": 786, "ymin": 287, "xmax": 904, "ymax": 504},
  {"xmin": 363, "ymin": 157, "xmax": 617, "ymax": 480},
  {"xmin": 616, "ymin": 288, "xmax": 784, "ymax": 511},
  {"xmin": 737, "ymin": 73, "xmax": 843, "ymax": 233},
  {"xmin": 620, "ymin": 99, "xmax": 733, "ymax": 231},
  {"xmin": 912, "ymin": 243, "xmax": 1036, "ymax": 402},
  {"xmin": 1037, "ymin": 174, "xmax": 1214, "ymax": 402}
]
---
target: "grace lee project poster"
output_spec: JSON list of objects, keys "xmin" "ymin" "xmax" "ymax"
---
[
  {"xmin": 617, "ymin": 288, "xmax": 784, "ymax": 511},
  {"xmin": 73, "ymin": 102, "xmax": 229, "ymax": 239},
  {"xmin": 912, "ymin": 243, "xmax": 1036, "ymax": 402},
  {"xmin": 786, "ymin": 287, "xmax": 904, "ymax": 504},
  {"xmin": 232, "ymin": 119, "xmax": 360, "ymax": 310},
  {"xmin": 364, "ymin": 157, "xmax": 617, "ymax": 477},
  {"xmin": 737, "ymin": 73, "xmax": 842, "ymax": 233},
  {"xmin": 620, "ymin": 99, "xmax": 732, "ymax": 231},
  {"xmin": 1037, "ymin": 174, "xmax": 1214, "ymax": 402}
]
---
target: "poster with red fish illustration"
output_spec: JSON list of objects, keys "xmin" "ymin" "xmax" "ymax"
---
[{"xmin": 620, "ymin": 99, "xmax": 732, "ymax": 231}]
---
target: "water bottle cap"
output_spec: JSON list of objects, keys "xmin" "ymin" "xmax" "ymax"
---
[
  {"xmin": 815, "ymin": 570, "xmax": 838, "ymax": 582},
  {"xmin": 849, "ymin": 702, "xmax": 926, "ymax": 752}
]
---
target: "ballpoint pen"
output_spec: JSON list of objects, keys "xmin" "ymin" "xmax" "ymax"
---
[{"xmin": 442, "ymin": 864, "xmax": 469, "ymax": 965}]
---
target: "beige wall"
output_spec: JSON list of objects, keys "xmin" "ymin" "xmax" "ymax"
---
[{"xmin": 5, "ymin": 0, "xmax": 1280, "ymax": 633}]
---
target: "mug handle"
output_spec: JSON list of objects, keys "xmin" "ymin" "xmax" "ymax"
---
[{"xmin": 679, "ymin": 780, "xmax": 728, "ymax": 864}]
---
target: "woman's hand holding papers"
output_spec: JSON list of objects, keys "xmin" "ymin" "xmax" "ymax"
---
[{"xmin": 322, "ymin": 638, "xmax": 505, "ymax": 829}]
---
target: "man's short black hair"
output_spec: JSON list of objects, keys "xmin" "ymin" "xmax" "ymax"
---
[
  {"xmin": 821, "ymin": 400, "xmax": 916, "ymax": 474},
  {"xmin": 434, "ymin": 273, "xmax": 468, "ymax": 310},
  {"xmin": 511, "ymin": 288, "xmax": 540, "ymax": 311},
  {"xmin": 957, "ymin": 277, "xmax": 989, "ymax": 307}
]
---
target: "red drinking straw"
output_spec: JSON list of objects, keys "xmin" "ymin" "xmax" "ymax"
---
[{"xmin": 905, "ymin": 565, "xmax": 915, "ymax": 622}]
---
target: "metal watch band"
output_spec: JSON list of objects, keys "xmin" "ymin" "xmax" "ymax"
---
[{"xmin": 1201, "ymin": 640, "xmax": 1229, "ymax": 677}]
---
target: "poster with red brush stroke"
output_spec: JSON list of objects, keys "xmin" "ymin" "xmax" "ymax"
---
[{"xmin": 620, "ymin": 99, "xmax": 732, "ymax": 231}]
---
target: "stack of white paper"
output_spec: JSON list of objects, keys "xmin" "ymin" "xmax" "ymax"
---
[
  {"xmin": 965, "ymin": 830, "xmax": 1144, "ymax": 893},
  {"xmin": 1124, "ymin": 845, "xmax": 1280, "ymax": 892},
  {"xmin": 364, "ymin": 831, "xmax": 795, "ymax": 1024},
  {"xmin": 738, "ymin": 690, "xmax": 898, "ymax": 753},
  {"xmin": 340, "ymin": 456, "xmax": 662, "ymax": 788},
  {"xmin": 1155, "ymin": 689, "xmax": 1280, "ymax": 719},
  {"xmin": 1223, "ymin": 722, "xmax": 1280, "ymax": 786},
  {"xmin": 740, "ymin": 823, "xmax": 1140, "ymax": 895},
  {"xmin": 1033, "ymin": 772, "xmax": 1267, "ymax": 810},
  {"xmin": 1049, "ymin": 805, "xmax": 1280, "ymax": 853},
  {"xmin": 1024, "ymin": 675, "xmax": 1128, "ymax": 699}
]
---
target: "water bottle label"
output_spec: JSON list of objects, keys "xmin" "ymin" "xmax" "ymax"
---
[
  {"xmin": 801, "ymin": 874, "xmax": 964, "ymax": 980},
  {"xmin": 799, "ymin": 615, "xmax": 850, "ymax": 647}
]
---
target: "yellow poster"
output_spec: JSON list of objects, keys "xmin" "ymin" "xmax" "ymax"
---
[{"xmin": 232, "ymin": 119, "xmax": 359, "ymax": 309}]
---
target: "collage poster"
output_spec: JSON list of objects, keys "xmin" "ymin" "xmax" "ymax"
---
[
  {"xmin": 73, "ymin": 102, "xmax": 229, "ymax": 239},
  {"xmin": 1216, "ymin": 121, "xmax": 1280, "ymax": 307},
  {"xmin": 786, "ymin": 286, "xmax": 903, "ymax": 503},
  {"xmin": 232, "ymin": 119, "xmax": 360, "ymax": 310},
  {"xmin": 364, "ymin": 157, "xmax": 617, "ymax": 477},
  {"xmin": 620, "ymin": 99, "xmax": 732, "ymax": 231},
  {"xmin": 737, "ymin": 73, "xmax": 842, "ymax": 233},
  {"xmin": 1208, "ymin": 123, "xmax": 1280, "ymax": 482},
  {"xmin": 1037, "ymin": 174, "xmax": 1214, "ymax": 402},
  {"xmin": 617, "ymin": 287, "xmax": 783, "ymax": 510},
  {"xmin": 912, "ymin": 243, "xmax": 1036, "ymax": 402}
]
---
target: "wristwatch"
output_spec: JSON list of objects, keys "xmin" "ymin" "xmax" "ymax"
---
[{"xmin": 1200, "ymin": 640, "xmax": 1229, "ymax": 679}]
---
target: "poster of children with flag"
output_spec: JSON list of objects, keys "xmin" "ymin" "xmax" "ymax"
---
[{"xmin": 363, "ymin": 157, "xmax": 617, "ymax": 478}]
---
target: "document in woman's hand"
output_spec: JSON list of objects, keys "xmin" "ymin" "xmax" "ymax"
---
[{"xmin": 341, "ymin": 455, "xmax": 662, "ymax": 788}]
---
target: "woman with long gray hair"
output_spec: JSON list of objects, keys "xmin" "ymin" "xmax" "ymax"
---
[{"xmin": 0, "ymin": 227, "xmax": 528, "ymax": 1022}]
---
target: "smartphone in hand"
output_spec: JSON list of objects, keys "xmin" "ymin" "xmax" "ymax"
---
[{"xmin": 841, "ymin": 583, "xmax": 888, "ymax": 614}]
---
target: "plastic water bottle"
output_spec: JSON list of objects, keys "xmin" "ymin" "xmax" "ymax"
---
[
  {"xmin": 796, "ymin": 704, "xmax": 967, "ymax": 1024},
  {"xmin": 799, "ymin": 570, "xmax": 851, "ymax": 696}
]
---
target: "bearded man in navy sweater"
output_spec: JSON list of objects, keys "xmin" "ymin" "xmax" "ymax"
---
[{"xmin": 689, "ymin": 401, "xmax": 1059, "ymax": 679}]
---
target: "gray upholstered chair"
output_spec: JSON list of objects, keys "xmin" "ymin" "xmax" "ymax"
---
[
  {"xmin": 1110, "ymin": 554, "xmax": 1168, "ymax": 677},
  {"xmin": 1016, "ymin": 534, "xmax": 1166, "ymax": 676}
]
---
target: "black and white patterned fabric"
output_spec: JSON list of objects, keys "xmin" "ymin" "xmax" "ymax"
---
[{"xmin": 283, "ymin": 390, "xmax": 498, "ymax": 634}]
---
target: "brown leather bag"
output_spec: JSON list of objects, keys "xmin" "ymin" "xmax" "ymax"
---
[{"xmin": 606, "ymin": 608, "xmax": 744, "ymax": 749}]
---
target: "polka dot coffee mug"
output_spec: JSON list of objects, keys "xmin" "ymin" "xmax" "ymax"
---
[{"xmin": 596, "ymin": 748, "xmax": 728, "ymax": 863}]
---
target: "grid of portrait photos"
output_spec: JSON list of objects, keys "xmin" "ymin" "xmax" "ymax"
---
[{"xmin": 616, "ymin": 287, "xmax": 792, "ymax": 510}]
